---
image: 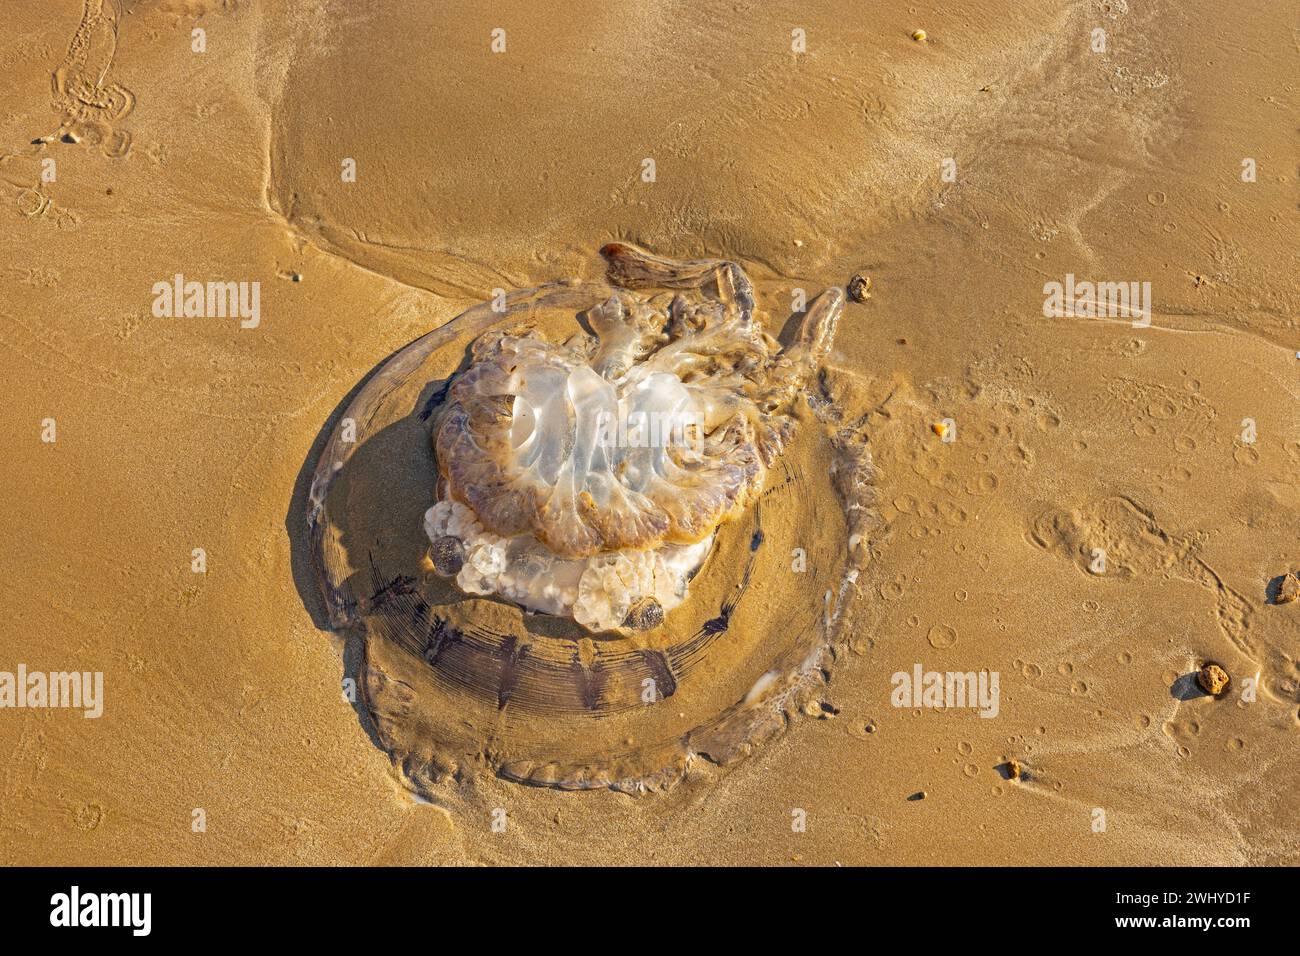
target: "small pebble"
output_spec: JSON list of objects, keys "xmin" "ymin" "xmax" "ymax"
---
[
  {"xmin": 931, "ymin": 421, "xmax": 950, "ymax": 439},
  {"xmin": 908, "ymin": 790, "xmax": 927, "ymax": 801},
  {"xmin": 803, "ymin": 700, "xmax": 840, "ymax": 719},
  {"xmin": 1277, "ymin": 571, "xmax": 1299, "ymax": 604},
  {"xmin": 912, "ymin": 29, "xmax": 927, "ymax": 42},
  {"xmin": 847, "ymin": 273, "xmax": 872, "ymax": 302},
  {"xmin": 1197, "ymin": 662, "xmax": 1230, "ymax": 697}
]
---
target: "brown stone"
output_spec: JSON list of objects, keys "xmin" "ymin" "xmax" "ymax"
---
[
  {"xmin": 847, "ymin": 273, "xmax": 872, "ymax": 302},
  {"xmin": 1197, "ymin": 662, "xmax": 1229, "ymax": 697}
]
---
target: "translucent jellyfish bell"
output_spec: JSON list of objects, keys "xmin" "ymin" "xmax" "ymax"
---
[{"xmin": 302, "ymin": 244, "xmax": 877, "ymax": 793}]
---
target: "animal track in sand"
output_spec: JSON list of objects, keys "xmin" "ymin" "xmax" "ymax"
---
[
  {"xmin": 1231, "ymin": 443, "xmax": 1260, "ymax": 467},
  {"xmin": 155, "ymin": 0, "xmax": 241, "ymax": 15},
  {"xmin": 1028, "ymin": 495, "xmax": 1300, "ymax": 704},
  {"xmin": 70, "ymin": 802, "xmax": 105, "ymax": 830},
  {"xmin": 927, "ymin": 624, "xmax": 958, "ymax": 649},
  {"xmin": 46, "ymin": 1, "xmax": 136, "ymax": 159},
  {"xmin": 11, "ymin": 186, "xmax": 80, "ymax": 231},
  {"xmin": 1101, "ymin": 376, "xmax": 1218, "ymax": 442}
]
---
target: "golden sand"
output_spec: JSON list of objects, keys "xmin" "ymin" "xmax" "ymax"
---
[{"xmin": 1, "ymin": 0, "xmax": 1297, "ymax": 864}]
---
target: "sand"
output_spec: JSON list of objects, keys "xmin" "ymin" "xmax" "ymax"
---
[{"xmin": 1, "ymin": 0, "xmax": 1297, "ymax": 865}]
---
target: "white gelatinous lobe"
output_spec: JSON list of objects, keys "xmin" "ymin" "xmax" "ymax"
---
[
  {"xmin": 425, "ymin": 326, "xmax": 721, "ymax": 632},
  {"xmin": 424, "ymin": 253, "xmax": 840, "ymax": 633},
  {"xmin": 424, "ymin": 500, "xmax": 711, "ymax": 633}
]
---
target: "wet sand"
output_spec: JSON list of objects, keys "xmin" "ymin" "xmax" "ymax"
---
[{"xmin": 1, "ymin": 0, "xmax": 1297, "ymax": 864}]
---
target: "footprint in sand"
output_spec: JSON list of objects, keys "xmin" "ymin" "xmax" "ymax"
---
[
  {"xmin": 47, "ymin": 0, "xmax": 136, "ymax": 158},
  {"xmin": 1027, "ymin": 495, "xmax": 1300, "ymax": 705}
]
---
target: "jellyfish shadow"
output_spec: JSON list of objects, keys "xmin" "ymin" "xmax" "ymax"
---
[{"xmin": 285, "ymin": 336, "xmax": 469, "ymax": 751}]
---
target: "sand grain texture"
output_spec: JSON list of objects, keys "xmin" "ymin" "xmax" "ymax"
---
[{"xmin": 1, "ymin": 0, "xmax": 1297, "ymax": 865}]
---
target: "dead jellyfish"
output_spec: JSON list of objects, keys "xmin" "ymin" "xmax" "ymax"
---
[
  {"xmin": 425, "ymin": 243, "xmax": 842, "ymax": 634},
  {"xmin": 302, "ymin": 244, "xmax": 880, "ymax": 793}
]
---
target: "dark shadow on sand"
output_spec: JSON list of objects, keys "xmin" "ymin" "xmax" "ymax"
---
[{"xmin": 284, "ymin": 339, "xmax": 465, "ymax": 752}]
